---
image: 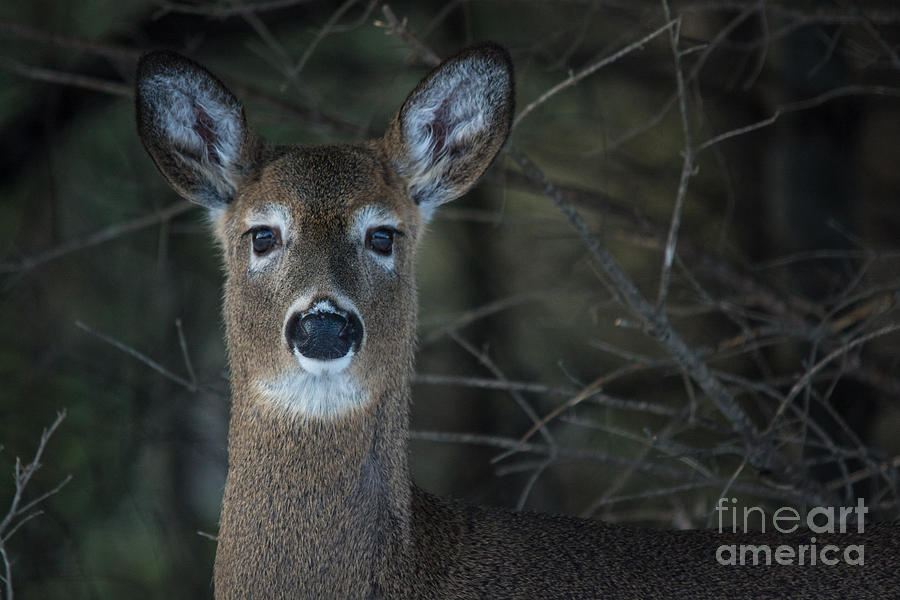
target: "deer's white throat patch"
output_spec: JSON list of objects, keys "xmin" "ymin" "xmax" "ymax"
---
[{"xmin": 255, "ymin": 371, "xmax": 365, "ymax": 419}]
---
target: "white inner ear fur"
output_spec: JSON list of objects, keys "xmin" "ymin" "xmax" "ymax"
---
[
  {"xmin": 245, "ymin": 203, "xmax": 292, "ymax": 272},
  {"xmin": 353, "ymin": 205, "xmax": 401, "ymax": 272},
  {"xmin": 401, "ymin": 57, "xmax": 508, "ymax": 222},
  {"xmin": 144, "ymin": 71, "xmax": 244, "ymax": 199}
]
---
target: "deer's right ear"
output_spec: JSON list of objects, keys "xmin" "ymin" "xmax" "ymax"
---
[
  {"xmin": 385, "ymin": 43, "xmax": 514, "ymax": 223},
  {"xmin": 136, "ymin": 51, "xmax": 257, "ymax": 209}
]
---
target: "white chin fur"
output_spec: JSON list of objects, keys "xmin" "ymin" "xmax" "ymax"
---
[
  {"xmin": 293, "ymin": 347, "xmax": 354, "ymax": 376},
  {"xmin": 255, "ymin": 367, "xmax": 365, "ymax": 419}
]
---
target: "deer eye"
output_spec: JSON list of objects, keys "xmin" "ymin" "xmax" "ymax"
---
[
  {"xmin": 366, "ymin": 227, "xmax": 402, "ymax": 256},
  {"xmin": 243, "ymin": 226, "xmax": 280, "ymax": 255}
]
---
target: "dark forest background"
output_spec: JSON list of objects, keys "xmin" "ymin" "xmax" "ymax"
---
[{"xmin": 2, "ymin": 1, "xmax": 900, "ymax": 597}]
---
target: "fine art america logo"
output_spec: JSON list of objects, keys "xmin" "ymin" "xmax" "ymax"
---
[{"xmin": 715, "ymin": 497, "xmax": 868, "ymax": 566}]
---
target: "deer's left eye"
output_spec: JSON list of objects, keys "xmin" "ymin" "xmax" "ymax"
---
[
  {"xmin": 243, "ymin": 226, "xmax": 280, "ymax": 255},
  {"xmin": 366, "ymin": 227, "xmax": 401, "ymax": 256}
]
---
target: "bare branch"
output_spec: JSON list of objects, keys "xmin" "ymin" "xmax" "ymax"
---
[
  {"xmin": 604, "ymin": 3, "xmax": 777, "ymax": 152},
  {"xmin": 447, "ymin": 331, "xmax": 556, "ymax": 453},
  {"xmin": 1, "ymin": 411, "xmax": 70, "ymax": 600},
  {"xmin": 375, "ymin": 5, "xmax": 441, "ymax": 67},
  {"xmin": 513, "ymin": 19, "xmax": 677, "ymax": 129},
  {"xmin": 764, "ymin": 324, "xmax": 900, "ymax": 434},
  {"xmin": 290, "ymin": 0, "xmax": 361, "ymax": 76},
  {"xmin": 1, "ymin": 543, "xmax": 12, "ymax": 600},
  {"xmin": 155, "ymin": 0, "xmax": 317, "ymax": 19},
  {"xmin": 408, "ymin": 430, "xmax": 812, "ymax": 504},
  {"xmin": 0, "ymin": 22, "xmax": 140, "ymax": 62},
  {"xmin": 511, "ymin": 362, "xmax": 653, "ymax": 452},
  {"xmin": 0, "ymin": 57, "xmax": 131, "ymax": 96},
  {"xmin": 75, "ymin": 321, "xmax": 197, "ymax": 392},
  {"xmin": 698, "ymin": 86, "xmax": 900, "ymax": 151},
  {"xmin": 656, "ymin": 1, "xmax": 692, "ymax": 309},
  {"xmin": 0, "ymin": 201, "xmax": 193, "ymax": 275},
  {"xmin": 858, "ymin": 6, "xmax": 900, "ymax": 72},
  {"xmin": 584, "ymin": 481, "xmax": 711, "ymax": 512},
  {"xmin": 175, "ymin": 319, "xmax": 198, "ymax": 390},
  {"xmin": 421, "ymin": 290, "xmax": 554, "ymax": 345},
  {"xmin": 0, "ymin": 411, "xmax": 68, "ymax": 535}
]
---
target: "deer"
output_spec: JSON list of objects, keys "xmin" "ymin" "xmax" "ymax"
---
[{"xmin": 134, "ymin": 43, "xmax": 899, "ymax": 599}]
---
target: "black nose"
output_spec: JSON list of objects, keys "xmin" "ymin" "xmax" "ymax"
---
[{"xmin": 286, "ymin": 309, "xmax": 363, "ymax": 361}]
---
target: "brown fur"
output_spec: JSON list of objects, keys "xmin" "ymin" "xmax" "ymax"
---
[{"xmin": 134, "ymin": 45, "xmax": 900, "ymax": 599}]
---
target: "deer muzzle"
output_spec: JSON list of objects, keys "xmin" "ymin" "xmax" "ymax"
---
[{"xmin": 285, "ymin": 301, "xmax": 364, "ymax": 363}]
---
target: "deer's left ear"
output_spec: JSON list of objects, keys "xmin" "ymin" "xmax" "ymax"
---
[
  {"xmin": 136, "ymin": 51, "xmax": 259, "ymax": 210},
  {"xmin": 385, "ymin": 43, "xmax": 514, "ymax": 222}
]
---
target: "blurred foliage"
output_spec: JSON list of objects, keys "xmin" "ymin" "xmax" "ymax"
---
[{"xmin": 2, "ymin": 0, "xmax": 900, "ymax": 597}]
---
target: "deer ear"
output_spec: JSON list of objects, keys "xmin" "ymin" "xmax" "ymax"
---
[
  {"xmin": 386, "ymin": 43, "xmax": 514, "ymax": 222},
  {"xmin": 136, "ymin": 51, "xmax": 258, "ymax": 210}
]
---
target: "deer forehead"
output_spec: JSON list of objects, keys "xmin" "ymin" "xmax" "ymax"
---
[{"xmin": 228, "ymin": 144, "xmax": 416, "ymax": 237}]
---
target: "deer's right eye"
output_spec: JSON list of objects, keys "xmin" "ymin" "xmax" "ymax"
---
[{"xmin": 243, "ymin": 226, "xmax": 280, "ymax": 255}]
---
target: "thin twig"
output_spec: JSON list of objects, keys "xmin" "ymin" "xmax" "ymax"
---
[
  {"xmin": 446, "ymin": 331, "xmax": 556, "ymax": 453},
  {"xmin": 0, "ymin": 411, "xmax": 68, "ymax": 535},
  {"xmin": 1, "ymin": 543, "xmax": 12, "ymax": 600},
  {"xmin": 409, "ymin": 430, "xmax": 809, "ymax": 504},
  {"xmin": 577, "ymin": 417, "xmax": 696, "ymax": 519},
  {"xmin": 764, "ymin": 324, "xmax": 900, "ymax": 434},
  {"xmin": 2, "ymin": 510, "xmax": 44, "ymax": 545},
  {"xmin": 511, "ymin": 362, "xmax": 650, "ymax": 451},
  {"xmin": 1, "ymin": 411, "xmax": 69, "ymax": 600},
  {"xmin": 603, "ymin": 3, "xmax": 781, "ymax": 153},
  {"xmin": 515, "ymin": 459, "xmax": 552, "ymax": 511},
  {"xmin": 421, "ymin": 290, "xmax": 553, "ymax": 345},
  {"xmin": 242, "ymin": 10, "xmax": 296, "ymax": 72},
  {"xmin": 678, "ymin": 1, "xmax": 900, "ymax": 25},
  {"xmin": 656, "ymin": 1, "xmax": 692, "ymax": 309},
  {"xmin": 0, "ymin": 201, "xmax": 193, "ymax": 275},
  {"xmin": 75, "ymin": 321, "xmax": 196, "ymax": 391},
  {"xmin": 741, "ymin": 1, "xmax": 769, "ymax": 89},
  {"xmin": 175, "ymin": 319, "xmax": 198, "ymax": 392},
  {"xmin": 857, "ymin": 5, "xmax": 900, "ymax": 72},
  {"xmin": 698, "ymin": 85, "xmax": 900, "ymax": 151},
  {"xmin": 375, "ymin": 5, "xmax": 441, "ymax": 67},
  {"xmin": 155, "ymin": 0, "xmax": 316, "ymax": 18},
  {"xmin": 0, "ymin": 58, "xmax": 131, "ymax": 96},
  {"xmin": 826, "ymin": 455, "xmax": 900, "ymax": 492},
  {"xmin": 13, "ymin": 475, "xmax": 73, "ymax": 527},
  {"xmin": 414, "ymin": 372, "xmax": 698, "ymax": 419},
  {"xmin": 240, "ymin": 10, "xmax": 314, "ymax": 106},
  {"xmin": 331, "ymin": 0, "xmax": 381, "ymax": 33},
  {"xmin": 291, "ymin": 0, "xmax": 360, "ymax": 76},
  {"xmin": 585, "ymin": 481, "xmax": 710, "ymax": 511},
  {"xmin": 0, "ymin": 22, "xmax": 140, "ymax": 62},
  {"xmin": 514, "ymin": 19, "xmax": 677, "ymax": 129}
]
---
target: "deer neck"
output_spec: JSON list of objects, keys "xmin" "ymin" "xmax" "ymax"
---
[{"xmin": 214, "ymin": 375, "xmax": 412, "ymax": 599}]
